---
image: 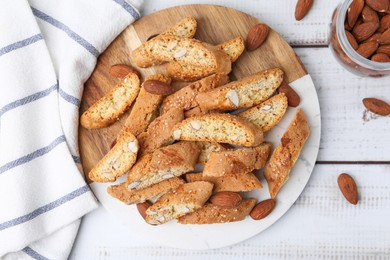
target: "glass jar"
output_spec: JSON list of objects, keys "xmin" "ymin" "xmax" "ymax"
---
[{"xmin": 329, "ymin": 0, "xmax": 390, "ymax": 77}]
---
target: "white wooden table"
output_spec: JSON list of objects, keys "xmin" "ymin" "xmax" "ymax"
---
[{"xmin": 70, "ymin": 0, "xmax": 390, "ymax": 258}]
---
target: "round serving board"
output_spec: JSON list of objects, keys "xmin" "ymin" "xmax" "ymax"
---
[{"xmin": 79, "ymin": 4, "xmax": 320, "ymax": 250}]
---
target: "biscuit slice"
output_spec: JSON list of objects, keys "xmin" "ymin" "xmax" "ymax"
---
[
  {"xmin": 88, "ymin": 129, "xmax": 139, "ymax": 182},
  {"xmin": 145, "ymin": 181, "xmax": 213, "ymax": 225},
  {"xmin": 161, "ymin": 74, "xmax": 229, "ymax": 113},
  {"xmin": 159, "ymin": 16, "xmax": 197, "ymax": 38},
  {"xmin": 195, "ymin": 68, "xmax": 284, "ymax": 113},
  {"xmin": 132, "ymin": 35, "xmax": 231, "ymax": 75},
  {"xmin": 196, "ymin": 142, "xmax": 228, "ymax": 165},
  {"xmin": 138, "ymin": 108, "xmax": 184, "ymax": 154},
  {"xmin": 203, "ymin": 143, "xmax": 272, "ymax": 177},
  {"xmin": 107, "ymin": 177, "xmax": 185, "ymax": 205},
  {"xmin": 126, "ymin": 141, "xmax": 200, "ymax": 190},
  {"xmin": 264, "ymin": 109, "xmax": 310, "ymax": 199},
  {"xmin": 238, "ymin": 93, "xmax": 288, "ymax": 132},
  {"xmin": 218, "ymin": 36, "xmax": 245, "ymax": 62},
  {"xmin": 81, "ymin": 73, "xmax": 140, "ymax": 129},
  {"xmin": 172, "ymin": 113, "xmax": 263, "ymax": 147},
  {"xmin": 166, "ymin": 37, "xmax": 245, "ymax": 81},
  {"xmin": 134, "ymin": 17, "xmax": 197, "ymax": 67},
  {"xmin": 185, "ymin": 172, "xmax": 262, "ymax": 192},
  {"xmin": 124, "ymin": 74, "xmax": 171, "ymax": 136},
  {"xmin": 178, "ymin": 198, "xmax": 257, "ymax": 224}
]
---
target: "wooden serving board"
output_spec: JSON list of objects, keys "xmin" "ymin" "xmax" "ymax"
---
[{"xmin": 79, "ymin": 4, "xmax": 307, "ymax": 180}]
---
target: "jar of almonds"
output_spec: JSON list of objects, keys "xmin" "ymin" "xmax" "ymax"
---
[{"xmin": 330, "ymin": 0, "xmax": 390, "ymax": 77}]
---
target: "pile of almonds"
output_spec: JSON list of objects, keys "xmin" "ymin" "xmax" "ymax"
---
[{"xmin": 346, "ymin": 0, "xmax": 390, "ymax": 62}]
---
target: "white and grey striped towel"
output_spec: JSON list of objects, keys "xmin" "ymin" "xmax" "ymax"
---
[{"xmin": 0, "ymin": 0, "xmax": 142, "ymax": 258}]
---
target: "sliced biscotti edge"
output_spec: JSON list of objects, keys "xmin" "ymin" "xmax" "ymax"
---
[
  {"xmin": 217, "ymin": 36, "xmax": 245, "ymax": 62},
  {"xmin": 138, "ymin": 108, "xmax": 184, "ymax": 154},
  {"xmin": 185, "ymin": 172, "xmax": 262, "ymax": 192},
  {"xmin": 126, "ymin": 141, "xmax": 200, "ymax": 190},
  {"xmin": 160, "ymin": 16, "xmax": 197, "ymax": 38},
  {"xmin": 264, "ymin": 109, "xmax": 310, "ymax": 199},
  {"xmin": 89, "ymin": 129, "xmax": 139, "ymax": 182},
  {"xmin": 178, "ymin": 198, "xmax": 257, "ymax": 224},
  {"xmin": 172, "ymin": 113, "xmax": 263, "ymax": 147},
  {"xmin": 107, "ymin": 177, "xmax": 185, "ymax": 205},
  {"xmin": 238, "ymin": 93, "xmax": 288, "ymax": 132},
  {"xmin": 195, "ymin": 68, "xmax": 284, "ymax": 112},
  {"xmin": 145, "ymin": 181, "xmax": 214, "ymax": 225},
  {"xmin": 203, "ymin": 142, "xmax": 272, "ymax": 177},
  {"xmin": 124, "ymin": 74, "xmax": 171, "ymax": 136},
  {"xmin": 161, "ymin": 74, "xmax": 229, "ymax": 114},
  {"xmin": 81, "ymin": 73, "xmax": 140, "ymax": 129},
  {"xmin": 132, "ymin": 35, "xmax": 229, "ymax": 70},
  {"xmin": 196, "ymin": 142, "xmax": 229, "ymax": 165}
]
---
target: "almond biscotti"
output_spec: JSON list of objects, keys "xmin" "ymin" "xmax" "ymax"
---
[
  {"xmin": 203, "ymin": 142, "xmax": 272, "ymax": 177},
  {"xmin": 132, "ymin": 17, "xmax": 197, "ymax": 67},
  {"xmin": 238, "ymin": 93, "xmax": 288, "ymax": 132},
  {"xmin": 88, "ymin": 128, "xmax": 139, "ymax": 182},
  {"xmin": 145, "ymin": 181, "xmax": 214, "ymax": 225},
  {"xmin": 81, "ymin": 73, "xmax": 140, "ymax": 129},
  {"xmin": 264, "ymin": 109, "xmax": 310, "ymax": 199},
  {"xmin": 124, "ymin": 74, "xmax": 171, "ymax": 136},
  {"xmin": 126, "ymin": 141, "xmax": 200, "ymax": 190},
  {"xmin": 178, "ymin": 198, "xmax": 257, "ymax": 224},
  {"xmin": 159, "ymin": 16, "xmax": 197, "ymax": 38},
  {"xmin": 185, "ymin": 172, "xmax": 262, "ymax": 192},
  {"xmin": 132, "ymin": 35, "xmax": 231, "ymax": 73},
  {"xmin": 218, "ymin": 36, "xmax": 245, "ymax": 62},
  {"xmin": 161, "ymin": 74, "xmax": 229, "ymax": 114},
  {"xmin": 195, "ymin": 68, "xmax": 284, "ymax": 113},
  {"xmin": 138, "ymin": 108, "xmax": 184, "ymax": 154},
  {"xmin": 172, "ymin": 113, "xmax": 263, "ymax": 147},
  {"xmin": 196, "ymin": 142, "xmax": 228, "ymax": 165},
  {"xmin": 107, "ymin": 177, "xmax": 185, "ymax": 205},
  {"xmin": 166, "ymin": 37, "xmax": 245, "ymax": 81}
]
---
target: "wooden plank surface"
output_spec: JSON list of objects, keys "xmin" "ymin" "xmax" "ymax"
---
[
  {"xmin": 141, "ymin": 0, "xmax": 341, "ymax": 46},
  {"xmin": 70, "ymin": 164, "xmax": 390, "ymax": 259},
  {"xmin": 295, "ymin": 48, "xmax": 390, "ymax": 162},
  {"xmin": 79, "ymin": 4, "xmax": 307, "ymax": 176}
]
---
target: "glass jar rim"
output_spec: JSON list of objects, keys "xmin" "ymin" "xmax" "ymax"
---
[{"xmin": 336, "ymin": 0, "xmax": 390, "ymax": 70}]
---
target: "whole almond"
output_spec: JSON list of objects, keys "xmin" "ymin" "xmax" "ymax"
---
[
  {"xmin": 143, "ymin": 80, "xmax": 174, "ymax": 95},
  {"xmin": 378, "ymin": 15, "xmax": 390, "ymax": 32},
  {"xmin": 363, "ymin": 32, "xmax": 382, "ymax": 43},
  {"xmin": 250, "ymin": 199, "xmax": 276, "ymax": 220},
  {"xmin": 379, "ymin": 28, "xmax": 390, "ymax": 44},
  {"xmin": 246, "ymin": 23, "xmax": 270, "ymax": 51},
  {"xmin": 137, "ymin": 201, "xmax": 153, "ymax": 219},
  {"xmin": 210, "ymin": 191, "xmax": 242, "ymax": 208},
  {"xmin": 356, "ymin": 41, "xmax": 379, "ymax": 58},
  {"xmin": 371, "ymin": 53, "xmax": 390, "ymax": 61},
  {"xmin": 348, "ymin": 0, "xmax": 365, "ymax": 27},
  {"xmin": 295, "ymin": 0, "xmax": 314, "ymax": 21},
  {"xmin": 346, "ymin": 30, "xmax": 359, "ymax": 50},
  {"xmin": 377, "ymin": 44, "xmax": 390, "ymax": 55},
  {"xmin": 353, "ymin": 21, "xmax": 380, "ymax": 42},
  {"xmin": 110, "ymin": 64, "xmax": 141, "ymax": 78},
  {"xmin": 338, "ymin": 173, "xmax": 358, "ymax": 205},
  {"xmin": 363, "ymin": 97, "xmax": 390, "ymax": 115},
  {"xmin": 278, "ymin": 81, "xmax": 301, "ymax": 107},
  {"xmin": 362, "ymin": 5, "xmax": 380, "ymax": 23},
  {"xmin": 366, "ymin": 0, "xmax": 389, "ymax": 12}
]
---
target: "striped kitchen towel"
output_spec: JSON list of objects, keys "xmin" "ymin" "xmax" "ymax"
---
[{"xmin": 0, "ymin": 0, "xmax": 142, "ymax": 259}]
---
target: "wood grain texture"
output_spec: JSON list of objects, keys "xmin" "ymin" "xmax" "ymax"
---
[
  {"xmin": 141, "ymin": 0, "xmax": 341, "ymax": 46},
  {"xmin": 79, "ymin": 5, "xmax": 307, "ymax": 177},
  {"xmin": 70, "ymin": 164, "xmax": 390, "ymax": 259}
]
